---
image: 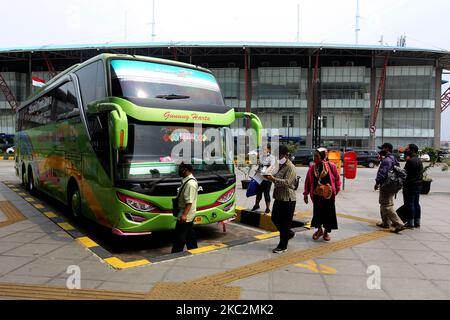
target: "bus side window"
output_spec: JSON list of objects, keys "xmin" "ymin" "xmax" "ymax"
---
[{"xmin": 54, "ymin": 82, "xmax": 80, "ymax": 121}]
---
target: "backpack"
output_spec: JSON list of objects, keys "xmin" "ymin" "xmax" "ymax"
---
[
  {"xmin": 293, "ymin": 176, "xmax": 301, "ymax": 191},
  {"xmin": 381, "ymin": 165, "xmax": 407, "ymax": 194}
]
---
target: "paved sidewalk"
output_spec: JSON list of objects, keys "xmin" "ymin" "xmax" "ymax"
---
[{"xmin": 1, "ymin": 164, "xmax": 450, "ymax": 300}]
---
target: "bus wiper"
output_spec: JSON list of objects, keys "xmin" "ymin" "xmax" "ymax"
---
[
  {"xmin": 209, "ymin": 172, "xmax": 232, "ymax": 182},
  {"xmin": 140, "ymin": 176, "xmax": 177, "ymax": 191},
  {"xmin": 155, "ymin": 94, "xmax": 190, "ymax": 100}
]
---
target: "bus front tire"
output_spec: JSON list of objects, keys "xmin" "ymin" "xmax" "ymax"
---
[
  {"xmin": 27, "ymin": 168, "xmax": 36, "ymax": 194},
  {"xmin": 68, "ymin": 185, "xmax": 81, "ymax": 218}
]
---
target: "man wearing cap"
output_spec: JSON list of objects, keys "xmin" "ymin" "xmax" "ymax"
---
[{"xmin": 374, "ymin": 142, "xmax": 405, "ymax": 233}]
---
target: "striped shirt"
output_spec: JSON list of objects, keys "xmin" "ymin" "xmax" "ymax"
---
[{"xmin": 273, "ymin": 159, "xmax": 297, "ymax": 201}]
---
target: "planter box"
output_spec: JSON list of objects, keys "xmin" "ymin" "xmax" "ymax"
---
[{"xmin": 421, "ymin": 180, "xmax": 431, "ymax": 195}]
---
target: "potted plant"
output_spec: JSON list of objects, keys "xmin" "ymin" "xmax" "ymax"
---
[
  {"xmin": 236, "ymin": 162, "xmax": 255, "ymax": 189},
  {"xmin": 419, "ymin": 147, "xmax": 438, "ymax": 195}
]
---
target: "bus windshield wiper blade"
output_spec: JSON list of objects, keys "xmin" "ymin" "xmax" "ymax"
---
[{"xmin": 155, "ymin": 94, "xmax": 190, "ymax": 100}]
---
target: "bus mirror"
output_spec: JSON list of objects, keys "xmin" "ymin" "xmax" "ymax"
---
[
  {"xmin": 88, "ymin": 103, "xmax": 128, "ymax": 150},
  {"xmin": 235, "ymin": 111, "xmax": 263, "ymax": 147}
]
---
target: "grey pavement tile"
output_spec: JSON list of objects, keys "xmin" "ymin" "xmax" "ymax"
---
[
  {"xmin": 314, "ymin": 258, "xmax": 368, "ymax": 276},
  {"xmin": 162, "ymin": 266, "xmax": 223, "ymax": 282},
  {"xmin": 362, "ymin": 260, "xmax": 425, "ymax": 279},
  {"xmin": 0, "ymin": 232, "xmax": 46, "ymax": 243},
  {"xmin": 2, "ymin": 243, "xmax": 62, "ymax": 258},
  {"xmin": 231, "ymin": 273, "xmax": 270, "ymax": 292},
  {"xmin": 414, "ymin": 263, "xmax": 450, "ymax": 281},
  {"xmin": 8, "ymin": 258, "xmax": 78, "ymax": 278},
  {"xmin": 405, "ymin": 231, "xmax": 450, "ymax": 242},
  {"xmin": 272, "ymin": 293, "xmax": 331, "ymax": 300},
  {"xmin": 393, "ymin": 249, "xmax": 450, "ymax": 265},
  {"xmin": 222, "ymin": 253, "xmax": 269, "ymax": 269},
  {"xmin": 380, "ymin": 239, "xmax": 430, "ymax": 251},
  {"xmin": 54, "ymin": 260, "xmax": 116, "ymax": 281},
  {"xmin": 426, "ymin": 225, "xmax": 450, "ymax": 233},
  {"xmin": 0, "ymin": 274, "xmax": 52, "ymax": 285},
  {"xmin": 107, "ymin": 265, "xmax": 172, "ymax": 285},
  {"xmin": 0, "ymin": 256, "xmax": 36, "ymax": 276},
  {"xmin": 0, "ymin": 242, "xmax": 23, "ymax": 254},
  {"xmin": 27, "ymin": 216, "xmax": 55, "ymax": 225},
  {"xmin": 353, "ymin": 247, "xmax": 404, "ymax": 263},
  {"xmin": 431, "ymin": 280, "xmax": 450, "ymax": 295},
  {"xmin": 25, "ymin": 224, "xmax": 63, "ymax": 234},
  {"xmin": 31, "ymin": 233, "xmax": 74, "ymax": 245},
  {"xmin": 352, "ymin": 240, "xmax": 389, "ymax": 249},
  {"xmin": 96, "ymin": 281, "xmax": 152, "ymax": 293},
  {"xmin": 174, "ymin": 252, "xmax": 226, "ymax": 269},
  {"xmin": 436, "ymin": 251, "xmax": 450, "ymax": 261},
  {"xmin": 240, "ymin": 289, "xmax": 270, "ymax": 300},
  {"xmin": 324, "ymin": 275, "xmax": 389, "ymax": 299},
  {"xmin": 331, "ymin": 295, "xmax": 388, "ymax": 300},
  {"xmin": 43, "ymin": 244, "xmax": 92, "ymax": 261},
  {"xmin": 421, "ymin": 241, "xmax": 450, "ymax": 253},
  {"xmin": 271, "ymin": 271, "xmax": 329, "ymax": 296},
  {"xmin": 382, "ymin": 278, "xmax": 449, "ymax": 300},
  {"xmin": 46, "ymin": 278, "xmax": 104, "ymax": 290}
]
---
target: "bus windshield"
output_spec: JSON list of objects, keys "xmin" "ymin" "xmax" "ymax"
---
[
  {"xmin": 115, "ymin": 123, "xmax": 233, "ymax": 182},
  {"xmin": 110, "ymin": 59, "xmax": 224, "ymax": 106}
]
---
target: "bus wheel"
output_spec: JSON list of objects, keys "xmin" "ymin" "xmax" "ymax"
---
[
  {"xmin": 27, "ymin": 168, "xmax": 36, "ymax": 194},
  {"xmin": 69, "ymin": 185, "xmax": 81, "ymax": 217},
  {"xmin": 21, "ymin": 166, "xmax": 26, "ymax": 187}
]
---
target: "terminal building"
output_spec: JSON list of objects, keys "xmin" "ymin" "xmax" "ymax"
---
[{"xmin": 1, "ymin": 42, "xmax": 449, "ymax": 149}]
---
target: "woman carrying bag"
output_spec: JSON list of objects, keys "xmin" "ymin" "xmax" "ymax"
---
[{"xmin": 303, "ymin": 147, "xmax": 341, "ymax": 241}]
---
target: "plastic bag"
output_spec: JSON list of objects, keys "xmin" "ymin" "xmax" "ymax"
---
[{"xmin": 246, "ymin": 178, "xmax": 258, "ymax": 197}]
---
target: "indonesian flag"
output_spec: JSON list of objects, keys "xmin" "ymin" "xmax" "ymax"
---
[{"xmin": 32, "ymin": 76, "xmax": 45, "ymax": 87}]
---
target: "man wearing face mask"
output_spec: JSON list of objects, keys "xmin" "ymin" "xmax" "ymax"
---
[
  {"xmin": 171, "ymin": 162, "xmax": 199, "ymax": 253},
  {"xmin": 402, "ymin": 144, "xmax": 423, "ymax": 228},
  {"xmin": 265, "ymin": 145, "xmax": 297, "ymax": 254}
]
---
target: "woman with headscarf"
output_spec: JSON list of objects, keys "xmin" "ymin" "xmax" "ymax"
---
[{"xmin": 303, "ymin": 147, "xmax": 341, "ymax": 241}]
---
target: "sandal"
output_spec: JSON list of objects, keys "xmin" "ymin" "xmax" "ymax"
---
[
  {"xmin": 312, "ymin": 228, "xmax": 323, "ymax": 240},
  {"xmin": 323, "ymin": 232, "xmax": 331, "ymax": 241}
]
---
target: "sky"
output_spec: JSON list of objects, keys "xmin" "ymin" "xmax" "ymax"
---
[{"xmin": 1, "ymin": 0, "xmax": 449, "ymax": 139}]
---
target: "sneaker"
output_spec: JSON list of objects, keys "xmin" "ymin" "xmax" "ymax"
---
[
  {"xmin": 403, "ymin": 222, "xmax": 415, "ymax": 229},
  {"xmin": 391, "ymin": 225, "xmax": 406, "ymax": 233},
  {"xmin": 376, "ymin": 222, "xmax": 390, "ymax": 229},
  {"xmin": 323, "ymin": 232, "xmax": 331, "ymax": 241},
  {"xmin": 272, "ymin": 247, "xmax": 287, "ymax": 254},
  {"xmin": 414, "ymin": 224, "xmax": 421, "ymax": 228},
  {"xmin": 251, "ymin": 205, "xmax": 260, "ymax": 211},
  {"xmin": 264, "ymin": 208, "xmax": 271, "ymax": 214}
]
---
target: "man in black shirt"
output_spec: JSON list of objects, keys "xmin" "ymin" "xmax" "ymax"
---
[{"xmin": 403, "ymin": 144, "xmax": 423, "ymax": 228}]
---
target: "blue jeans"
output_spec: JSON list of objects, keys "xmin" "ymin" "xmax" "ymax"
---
[{"xmin": 403, "ymin": 185, "xmax": 422, "ymax": 226}]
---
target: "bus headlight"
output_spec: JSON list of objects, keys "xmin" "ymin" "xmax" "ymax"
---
[
  {"xmin": 217, "ymin": 188, "xmax": 235, "ymax": 204},
  {"xmin": 117, "ymin": 192, "xmax": 157, "ymax": 212}
]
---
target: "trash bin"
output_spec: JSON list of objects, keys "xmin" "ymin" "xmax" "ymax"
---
[{"xmin": 344, "ymin": 151, "xmax": 358, "ymax": 179}]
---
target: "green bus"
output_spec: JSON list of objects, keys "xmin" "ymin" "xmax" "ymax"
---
[{"xmin": 15, "ymin": 54, "xmax": 262, "ymax": 236}]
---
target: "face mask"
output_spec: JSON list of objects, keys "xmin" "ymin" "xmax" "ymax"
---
[{"xmin": 279, "ymin": 158, "xmax": 287, "ymax": 165}]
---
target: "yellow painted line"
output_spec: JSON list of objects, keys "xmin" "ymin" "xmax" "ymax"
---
[
  {"xmin": 254, "ymin": 231, "xmax": 279, "ymax": 240},
  {"xmin": 235, "ymin": 206, "xmax": 245, "ymax": 212},
  {"xmin": 18, "ymin": 193, "xmax": 27, "ymax": 196},
  {"xmin": 8, "ymin": 157, "xmax": 14, "ymax": 160},
  {"xmin": 189, "ymin": 244, "xmax": 227, "ymax": 254},
  {"xmin": 104, "ymin": 257, "xmax": 151, "ymax": 270},
  {"xmin": 188, "ymin": 230, "xmax": 391, "ymax": 286},
  {"xmin": 57, "ymin": 222, "xmax": 75, "ymax": 231},
  {"xmin": 33, "ymin": 204, "xmax": 45, "ymax": 209},
  {"xmin": 43, "ymin": 211, "xmax": 58, "ymax": 218},
  {"xmin": 24, "ymin": 197, "xmax": 35, "ymax": 202},
  {"xmin": 295, "ymin": 260, "xmax": 337, "ymax": 274},
  {"xmin": 146, "ymin": 282, "xmax": 240, "ymax": 300},
  {"xmin": 11, "ymin": 188, "xmax": 19, "ymax": 192},
  {"xmin": 76, "ymin": 237, "xmax": 99, "ymax": 248}
]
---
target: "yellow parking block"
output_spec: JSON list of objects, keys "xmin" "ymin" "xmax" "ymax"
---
[
  {"xmin": 254, "ymin": 232, "xmax": 280, "ymax": 240},
  {"xmin": 25, "ymin": 197, "xmax": 35, "ymax": 202},
  {"xmin": 18, "ymin": 193, "xmax": 27, "ymax": 196},
  {"xmin": 58, "ymin": 222, "xmax": 75, "ymax": 231},
  {"xmin": 43, "ymin": 211, "xmax": 58, "ymax": 218},
  {"xmin": 77, "ymin": 237, "xmax": 99, "ymax": 248},
  {"xmin": 104, "ymin": 257, "xmax": 151, "ymax": 270},
  {"xmin": 188, "ymin": 244, "xmax": 227, "ymax": 254},
  {"xmin": 33, "ymin": 204, "xmax": 44, "ymax": 209}
]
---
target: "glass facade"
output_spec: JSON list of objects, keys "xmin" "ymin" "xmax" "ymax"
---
[{"xmin": 0, "ymin": 72, "xmax": 27, "ymax": 134}]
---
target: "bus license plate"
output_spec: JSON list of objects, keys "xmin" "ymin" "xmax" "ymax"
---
[{"xmin": 194, "ymin": 216, "xmax": 203, "ymax": 224}]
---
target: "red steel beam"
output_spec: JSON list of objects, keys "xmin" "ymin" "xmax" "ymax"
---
[
  {"xmin": 0, "ymin": 73, "xmax": 19, "ymax": 111},
  {"xmin": 369, "ymin": 55, "xmax": 389, "ymax": 135},
  {"xmin": 441, "ymin": 86, "xmax": 450, "ymax": 112}
]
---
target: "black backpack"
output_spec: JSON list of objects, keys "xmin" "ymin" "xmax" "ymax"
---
[{"xmin": 381, "ymin": 165, "xmax": 407, "ymax": 194}]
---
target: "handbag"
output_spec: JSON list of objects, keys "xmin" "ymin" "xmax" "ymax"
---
[
  {"xmin": 172, "ymin": 178, "xmax": 195, "ymax": 217},
  {"xmin": 396, "ymin": 205, "xmax": 409, "ymax": 223},
  {"xmin": 314, "ymin": 182, "xmax": 333, "ymax": 199},
  {"xmin": 246, "ymin": 178, "xmax": 258, "ymax": 198}
]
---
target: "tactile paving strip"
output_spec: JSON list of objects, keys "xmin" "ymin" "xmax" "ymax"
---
[
  {"xmin": 188, "ymin": 230, "xmax": 391, "ymax": 286},
  {"xmin": 0, "ymin": 283, "xmax": 145, "ymax": 300},
  {"xmin": 146, "ymin": 282, "xmax": 241, "ymax": 300},
  {"xmin": 0, "ymin": 200, "xmax": 27, "ymax": 228}
]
